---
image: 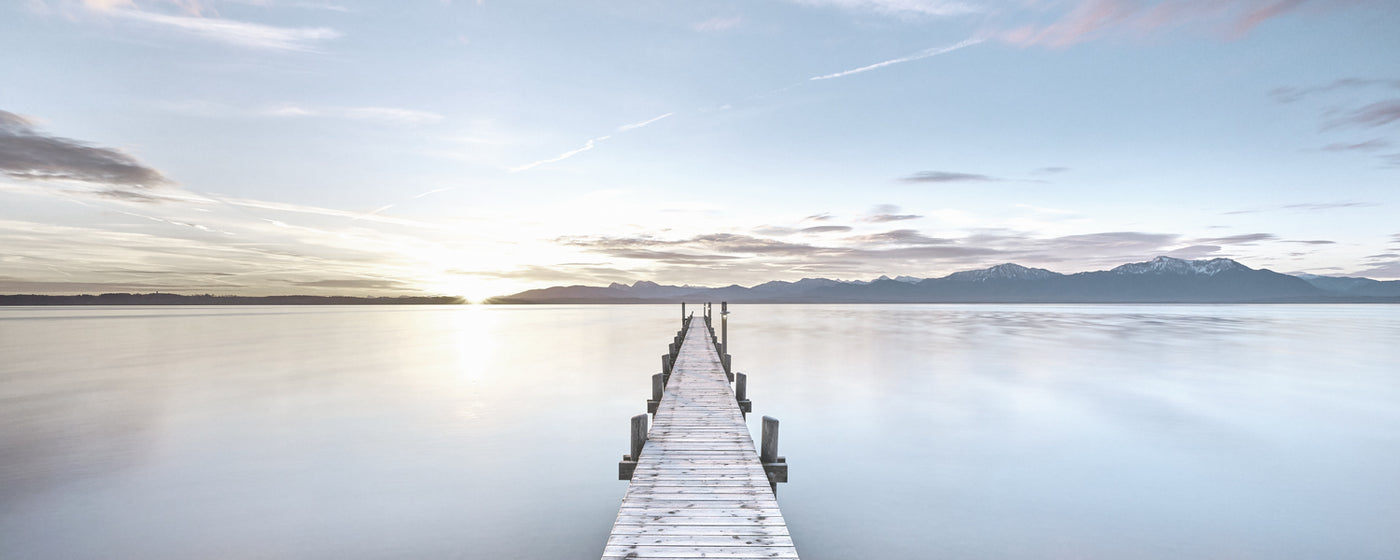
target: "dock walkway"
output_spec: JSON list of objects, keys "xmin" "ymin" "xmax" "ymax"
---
[{"xmin": 602, "ymin": 314, "xmax": 798, "ymax": 559}]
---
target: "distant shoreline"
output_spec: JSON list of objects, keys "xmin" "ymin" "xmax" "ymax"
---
[
  {"xmin": 484, "ymin": 297, "xmax": 1400, "ymax": 304},
  {"xmin": 0, "ymin": 294, "xmax": 465, "ymax": 305}
]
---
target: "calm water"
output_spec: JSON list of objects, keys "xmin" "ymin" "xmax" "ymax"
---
[{"xmin": 1, "ymin": 304, "xmax": 1397, "ymax": 559}]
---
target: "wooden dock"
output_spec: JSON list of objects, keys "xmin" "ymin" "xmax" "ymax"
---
[{"xmin": 604, "ymin": 305, "xmax": 798, "ymax": 559}]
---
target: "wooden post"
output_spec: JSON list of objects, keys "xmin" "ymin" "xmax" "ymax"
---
[
  {"xmin": 648, "ymin": 373, "xmax": 664, "ymax": 414},
  {"xmin": 721, "ymin": 301, "xmax": 728, "ymax": 356},
  {"xmin": 631, "ymin": 413, "xmax": 648, "ymax": 460},
  {"xmin": 761, "ymin": 416, "xmax": 787, "ymax": 491},
  {"xmin": 681, "ymin": 302, "xmax": 686, "ymax": 325},
  {"xmin": 723, "ymin": 354, "xmax": 732, "ymax": 380},
  {"xmin": 661, "ymin": 353, "xmax": 672, "ymax": 379},
  {"xmin": 735, "ymin": 372, "xmax": 751, "ymax": 414},
  {"xmin": 761, "ymin": 416, "xmax": 779, "ymax": 464},
  {"xmin": 619, "ymin": 413, "xmax": 649, "ymax": 480}
]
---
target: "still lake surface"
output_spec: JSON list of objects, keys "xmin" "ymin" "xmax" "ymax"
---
[{"xmin": 1, "ymin": 304, "xmax": 1397, "ymax": 559}]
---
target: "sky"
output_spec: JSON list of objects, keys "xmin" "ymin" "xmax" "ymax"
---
[{"xmin": 2, "ymin": 0, "xmax": 1398, "ymax": 301}]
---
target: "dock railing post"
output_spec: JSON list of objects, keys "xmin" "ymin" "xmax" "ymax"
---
[
  {"xmin": 648, "ymin": 373, "xmax": 664, "ymax": 414},
  {"xmin": 661, "ymin": 354, "xmax": 672, "ymax": 385},
  {"xmin": 761, "ymin": 416, "xmax": 788, "ymax": 492},
  {"xmin": 735, "ymin": 372, "xmax": 751, "ymax": 415},
  {"xmin": 618, "ymin": 413, "xmax": 648, "ymax": 480},
  {"xmin": 681, "ymin": 302, "xmax": 686, "ymax": 326}
]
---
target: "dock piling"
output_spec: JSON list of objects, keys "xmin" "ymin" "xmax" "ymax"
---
[
  {"xmin": 648, "ymin": 373, "xmax": 663, "ymax": 414},
  {"xmin": 761, "ymin": 416, "xmax": 788, "ymax": 491},
  {"xmin": 736, "ymin": 372, "xmax": 751, "ymax": 414},
  {"xmin": 617, "ymin": 413, "xmax": 648, "ymax": 480}
]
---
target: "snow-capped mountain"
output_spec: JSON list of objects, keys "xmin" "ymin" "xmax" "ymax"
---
[
  {"xmin": 1110, "ymin": 256, "xmax": 1249, "ymax": 276},
  {"xmin": 944, "ymin": 263, "xmax": 1061, "ymax": 282}
]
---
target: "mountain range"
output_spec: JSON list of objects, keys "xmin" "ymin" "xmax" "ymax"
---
[{"xmin": 487, "ymin": 257, "xmax": 1400, "ymax": 304}]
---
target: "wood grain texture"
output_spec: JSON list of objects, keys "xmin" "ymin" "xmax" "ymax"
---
[{"xmin": 602, "ymin": 316, "xmax": 799, "ymax": 559}]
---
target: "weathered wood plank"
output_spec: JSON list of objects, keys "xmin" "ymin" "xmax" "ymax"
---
[
  {"xmin": 606, "ymin": 535, "xmax": 795, "ymax": 547},
  {"xmin": 602, "ymin": 545, "xmax": 799, "ymax": 558}
]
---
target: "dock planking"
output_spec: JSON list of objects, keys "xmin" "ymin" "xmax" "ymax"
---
[{"xmin": 603, "ymin": 310, "xmax": 799, "ymax": 560}]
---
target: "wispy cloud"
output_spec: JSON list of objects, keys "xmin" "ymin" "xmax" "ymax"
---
[
  {"xmin": 510, "ymin": 112, "xmax": 674, "ymax": 172},
  {"xmin": 1225, "ymin": 201, "xmax": 1377, "ymax": 214},
  {"xmin": 509, "ymin": 135, "xmax": 610, "ymax": 173},
  {"xmin": 208, "ymin": 194, "xmax": 447, "ymax": 229},
  {"xmin": 264, "ymin": 105, "xmax": 444, "ymax": 125},
  {"xmin": 1326, "ymin": 99, "xmax": 1400, "ymax": 130},
  {"xmin": 618, "ymin": 112, "xmax": 674, "ymax": 131},
  {"xmin": 801, "ymin": 225, "xmax": 853, "ymax": 234},
  {"xmin": 811, "ymin": 37, "xmax": 982, "ymax": 81},
  {"xmin": 89, "ymin": 2, "xmax": 341, "ymax": 51},
  {"xmin": 901, "ymin": 170, "xmax": 1000, "ymax": 183},
  {"xmin": 790, "ymin": 0, "xmax": 979, "ymax": 18},
  {"xmin": 864, "ymin": 204, "xmax": 923, "ymax": 222},
  {"xmin": 1284, "ymin": 202, "xmax": 1377, "ymax": 211},
  {"xmin": 866, "ymin": 213, "xmax": 923, "ymax": 222},
  {"xmin": 1195, "ymin": 232, "xmax": 1277, "ymax": 244},
  {"xmin": 1271, "ymin": 78, "xmax": 1400, "ymax": 103},
  {"xmin": 998, "ymin": 0, "xmax": 1336, "ymax": 48},
  {"xmin": 694, "ymin": 15, "xmax": 743, "ymax": 32},
  {"xmin": 1322, "ymin": 139, "xmax": 1391, "ymax": 152},
  {"xmin": 1, "ymin": 109, "xmax": 169, "ymax": 197},
  {"xmin": 849, "ymin": 229, "xmax": 952, "ymax": 245}
]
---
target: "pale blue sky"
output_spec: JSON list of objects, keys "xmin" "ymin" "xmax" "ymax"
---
[{"xmin": 2, "ymin": 0, "xmax": 1398, "ymax": 299}]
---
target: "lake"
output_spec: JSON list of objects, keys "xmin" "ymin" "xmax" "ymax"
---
[{"xmin": 2, "ymin": 304, "xmax": 1397, "ymax": 559}]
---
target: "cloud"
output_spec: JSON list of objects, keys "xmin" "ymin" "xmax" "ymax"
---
[
  {"xmin": 292, "ymin": 278, "xmax": 409, "ymax": 289},
  {"xmin": 803, "ymin": 213, "xmax": 834, "ymax": 221},
  {"xmin": 789, "ymin": 0, "xmax": 979, "ymax": 17},
  {"xmin": 800, "ymin": 225, "xmax": 853, "ymax": 234},
  {"xmin": 1195, "ymin": 232, "xmax": 1277, "ymax": 244},
  {"xmin": 1163, "ymin": 245, "xmax": 1223, "ymax": 259},
  {"xmin": 0, "ymin": 110, "xmax": 169, "ymax": 192},
  {"xmin": 901, "ymin": 170, "xmax": 1000, "ymax": 183},
  {"xmin": 810, "ymin": 37, "xmax": 982, "ymax": 80},
  {"xmin": 263, "ymin": 105, "xmax": 444, "ymax": 125},
  {"xmin": 1327, "ymin": 99, "xmax": 1400, "ymax": 129},
  {"xmin": 1352, "ymin": 260, "xmax": 1400, "ymax": 279},
  {"xmin": 94, "ymin": 4, "xmax": 341, "ymax": 51},
  {"xmin": 452, "ymin": 264, "xmax": 636, "ymax": 284},
  {"xmin": 1322, "ymin": 139, "xmax": 1391, "ymax": 152},
  {"xmin": 1282, "ymin": 202, "xmax": 1376, "ymax": 211},
  {"xmin": 849, "ymin": 229, "xmax": 953, "ymax": 245},
  {"xmin": 510, "ymin": 112, "xmax": 673, "ymax": 172},
  {"xmin": 561, "ymin": 233, "xmax": 839, "ymax": 260},
  {"xmin": 863, "ymin": 204, "xmax": 924, "ymax": 222},
  {"xmin": 1033, "ymin": 166, "xmax": 1070, "ymax": 174},
  {"xmin": 694, "ymin": 15, "xmax": 743, "ymax": 32},
  {"xmin": 997, "ymin": 0, "xmax": 1333, "ymax": 48},
  {"xmin": 1270, "ymin": 78, "xmax": 1400, "ymax": 103},
  {"xmin": 866, "ymin": 213, "xmax": 923, "ymax": 222},
  {"xmin": 509, "ymin": 135, "xmax": 610, "ymax": 172},
  {"xmin": 617, "ymin": 112, "xmax": 674, "ymax": 131},
  {"xmin": 1225, "ymin": 201, "xmax": 1376, "ymax": 214},
  {"xmin": 1283, "ymin": 239, "xmax": 1336, "ymax": 245},
  {"xmin": 752, "ymin": 226, "xmax": 798, "ymax": 236}
]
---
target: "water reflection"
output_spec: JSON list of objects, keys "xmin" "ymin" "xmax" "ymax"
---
[{"xmin": 2, "ymin": 304, "xmax": 1398, "ymax": 559}]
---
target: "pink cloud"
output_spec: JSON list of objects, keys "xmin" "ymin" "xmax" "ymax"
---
[{"xmin": 996, "ymin": 0, "xmax": 1335, "ymax": 47}]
